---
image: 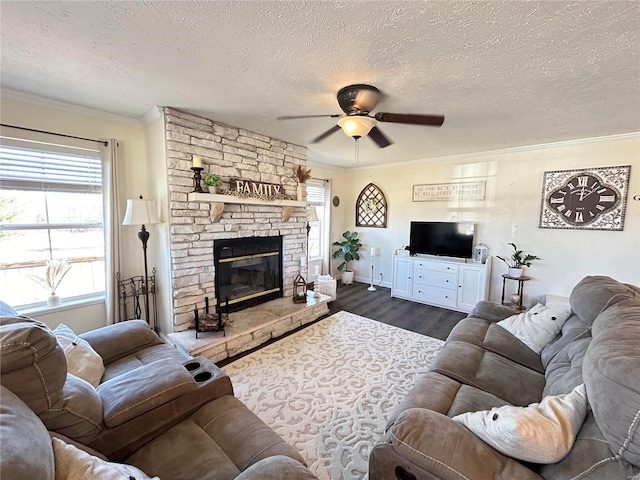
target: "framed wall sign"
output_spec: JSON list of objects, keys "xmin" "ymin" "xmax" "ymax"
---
[
  {"xmin": 539, "ymin": 165, "xmax": 631, "ymax": 231},
  {"xmin": 413, "ymin": 181, "xmax": 486, "ymax": 202}
]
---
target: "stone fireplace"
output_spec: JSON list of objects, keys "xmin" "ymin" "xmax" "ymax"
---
[{"xmin": 164, "ymin": 107, "xmax": 307, "ymax": 332}]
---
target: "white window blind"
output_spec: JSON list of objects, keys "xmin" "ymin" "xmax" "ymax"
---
[
  {"xmin": 306, "ymin": 180, "xmax": 325, "ymax": 205},
  {"xmin": 0, "ymin": 145, "xmax": 101, "ymax": 192}
]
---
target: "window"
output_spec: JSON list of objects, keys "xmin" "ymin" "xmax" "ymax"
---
[
  {"xmin": 306, "ymin": 180, "xmax": 326, "ymax": 260},
  {"xmin": 0, "ymin": 142, "xmax": 105, "ymax": 307}
]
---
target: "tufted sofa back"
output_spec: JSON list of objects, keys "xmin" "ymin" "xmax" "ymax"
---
[{"xmin": 0, "ymin": 316, "xmax": 104, "ymax": 443}]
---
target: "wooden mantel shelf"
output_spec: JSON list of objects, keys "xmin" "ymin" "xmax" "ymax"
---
[{"xmin": 187, "ymin": 192, "xmax": 305, "ymax": 222}]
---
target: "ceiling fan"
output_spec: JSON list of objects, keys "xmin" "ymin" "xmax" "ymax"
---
[{"xmin": 277, "ymin": 84, "xmax": 444, "ymax": 148}]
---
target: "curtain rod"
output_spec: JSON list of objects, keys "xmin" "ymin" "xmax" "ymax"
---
[{"xmin": 0, "ymin": 123, "xmax": 108, "ymax": 147}]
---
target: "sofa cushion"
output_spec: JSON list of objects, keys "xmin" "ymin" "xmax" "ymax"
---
[
  {"xmin": 0, "ymin": 316, "xmax": 67, "ymax": 412},
  {"xmin": 38, "ymin": 374, "xmax": 104, "ymax": 444},
  {"xmin": 570, "ymin": 275, "xmax": 639, "ymax": 326},
  {"xmin": 496, "ymin": 303, "xmax": 571, "ymax": 354},
  {"xmin": 540, "ymin": 313, "xmax": 591, "ymax": 369},
  {"xmin": 448, "ymin": 317, "xmax": 544, "ymax": 373},
  {"xmin": 53, "ymin": 323, "xmax": 105, "ymax": 388},
  {"xmin": 543, "ymin": 337, "xmax": 590, "ymax": 398},
  {"xmin": 126, "ymin": 395, "xmax": 306, "ymax": 480},
  {"xmin": 453, "ymin": 383, "xmax": 587, "ymax": 464},
  {"xmin": 0, "ymin": 385, "xmax": 55, "ymax": 480},
  {"xmin": 429, "ymin": 340, "xmax": 545, "ymax": 406},
  {"xmin": 101, "ymin": 343, "xmax": 187, "ymax": 382},
  {"xmin": 536, "ymin": 413, "xmax": 639, "ymax": 480},
  {"xmin": 583, "ymin": 298, "xmax": 640, "ymax": 467},
  {"xmin": 52, "ymin": 436, "xmax": 157, "ymax": 480}
]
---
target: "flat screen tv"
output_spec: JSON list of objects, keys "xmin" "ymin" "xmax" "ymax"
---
[{"xmin": 409, "ymin": 221, "xmax": 475, "ymax": 259}]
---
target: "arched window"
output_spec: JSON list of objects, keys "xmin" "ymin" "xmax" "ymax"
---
[{"xmin": 355, "ymin": 183, "xmax": 387, "ymax": 228}]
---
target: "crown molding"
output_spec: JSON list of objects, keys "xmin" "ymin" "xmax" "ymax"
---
[
  {"xmin": 0, "ymin": 87, "xmax": 144, "ymax": 127},
  {"xmin": 349, "ymin": 132, "xmax": 640, "ymax": 171},
  {"xmin": 140, "ymin": 106, "xmax": 163, "ymax": 127}
]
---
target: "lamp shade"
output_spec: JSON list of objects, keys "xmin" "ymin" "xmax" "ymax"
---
[
  {"xmin": 122, "ymin": 198, "xmax": 161, "ymax": 225},
  {"xmin": 307, "ymin": 206, "xmax": 319, "ymax": 222},
  {"xmin": 337, "ymin": 116, "xmax": 376, "ymax": 138}
]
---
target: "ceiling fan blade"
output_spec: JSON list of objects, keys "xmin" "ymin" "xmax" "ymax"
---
[
  {"xmin": 375, "ymin": 112, "xmax": 445, "ymax": 126},
  {"xmin": 311, "ymin": 125, "xmax": 342, "ymax": 143},
  {"xmin": 277, "ymin": 114, "xmax": 341, "ymax": 120},
  {"xmin": 368, "ymin": 126, "xmax": 392, "ymax": 148}
]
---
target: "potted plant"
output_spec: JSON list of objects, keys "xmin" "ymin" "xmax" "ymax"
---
[
  {"xmin": 28, "ymin": 259, "xmax": 72, "ymax": 306},
  {"xmin": 332, "ymin": 231, "xmax": 362, "ymax": 285},
  {"xmin": 204, "ymin": 174, "xmax": 222, "ymax": 193},
  {"xmin": 497, "ymin": 243, "xmax": 540, "ymax": 278},
  {"xmin": 292, "ymin": 165, "xmax": 312, "ymax": 201}
]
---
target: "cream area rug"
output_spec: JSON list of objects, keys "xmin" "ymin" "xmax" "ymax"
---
[{"xmin": 223, "ymin": 311, "xmax": 444, "ymax": 480}]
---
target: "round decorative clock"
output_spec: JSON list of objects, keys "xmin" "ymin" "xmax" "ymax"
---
[{"xmin": 539, "ymin": 165, "xmax": 631, "ymax": 231}]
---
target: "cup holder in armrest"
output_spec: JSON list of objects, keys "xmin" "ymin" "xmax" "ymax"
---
[
  {"xmin": 194, "ymin": 371, "xmax": 212, "ymax": 383},
  {"xmin": 184, "ymin": 361, "xmax": 201, "ymax": 372}
]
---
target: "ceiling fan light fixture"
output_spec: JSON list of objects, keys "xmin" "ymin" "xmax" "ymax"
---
[{"xmin": 337, "ymin": 116, "xmax": 376, "ymax": 139}]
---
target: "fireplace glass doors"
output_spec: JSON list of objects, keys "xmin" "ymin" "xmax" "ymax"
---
[{"xmin": 213, "ymin": 236, "xmax": 283, "ymax": 313}]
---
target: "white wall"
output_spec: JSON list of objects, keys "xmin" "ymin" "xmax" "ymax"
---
[
  {"xmin": 0, "ymin": 95, "xmax": 149, "ymax": 330},
  {"xmin": 336, "ymin": 134, "xmax": 640, "ymax": 306}
]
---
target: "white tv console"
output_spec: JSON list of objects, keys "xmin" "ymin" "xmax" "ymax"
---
[{"xmin": 391, "ymin": 254, "xmax": 491, "ymax": 313}]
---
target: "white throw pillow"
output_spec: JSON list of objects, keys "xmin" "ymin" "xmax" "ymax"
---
[
  {"xmin": 452, "ymin": 383, "xmax": 587, "ymax": 463},
  {"xmin": 53, "ymin": 324, "xmax": 105, "ymax": 388},
  {"xmin": 52, "ymin": 437, "xmax": 158, "ymax": 480},
  {"xmin": 497, "ymin": 303, "xmax": 572, "ymax": 353}
]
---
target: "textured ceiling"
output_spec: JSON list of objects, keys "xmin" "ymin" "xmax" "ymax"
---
[{"xmin": 1, "ymin": 1, "xmax": 639, "ymax": 167}]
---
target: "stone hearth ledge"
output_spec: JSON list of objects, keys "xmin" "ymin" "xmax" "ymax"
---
[{"xmin": 166, "ymin": 291, "xmax": 331, "ymax": 364}]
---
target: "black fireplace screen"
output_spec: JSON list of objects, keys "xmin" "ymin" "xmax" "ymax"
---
[{"xmin": 213, "ymin": 236, "xmax": 283, "ymax": 313}]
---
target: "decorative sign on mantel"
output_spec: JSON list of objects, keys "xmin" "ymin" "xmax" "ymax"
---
[
  {"xmin": 412, "ymin": 181, "xmax": 486, "ymax": 202},
  {"xmin": 231, "ymin": 178, "xmax": 286, "ymax": 197}
]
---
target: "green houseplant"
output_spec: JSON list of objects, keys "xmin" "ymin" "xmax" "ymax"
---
[
  {"xmin": 332, "ymin": 231, "xmax": 362, "ymax": 285},
  {"xmin": 497, "ymin": 242, "xmax": 540, "ymax": 277},
  {"xmin": 204, "ymin": 174, "xmax": 222, "ymax": 193}
]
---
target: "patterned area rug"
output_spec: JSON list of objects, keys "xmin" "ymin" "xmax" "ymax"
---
[{"xmin": 223, "ymin": 311, "xmax": 444, "ymax": 480}]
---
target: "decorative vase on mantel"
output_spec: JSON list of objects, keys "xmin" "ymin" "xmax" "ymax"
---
[
  {"xmin": 296, "ymin": 185, "xmax": 304, "ymax": 201},
  {"xmin": 208, "ymin": 186, "xmax": 218, "ymax": 194},
  {"xmin": 508, "ymin": 267, "xmax": 523, "ymax": 278}
]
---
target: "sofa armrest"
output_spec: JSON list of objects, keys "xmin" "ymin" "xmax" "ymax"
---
[
  {"xmin": 369, "ymin": 408, "xmax": 542, "ymax": 480},
  {"xmin": 97, "ymin": 359, "xmax": 196, "ymax": 428},
  {"xmin": 469, "ymin": 301, "xmax": 518, "ymax": 322},
  {"xmin": 80, "ymin": 320, "xmax": 163, "ymax": 365},
  {"xmin": 235, "ymin": 456, "xmax": 318, "ymax": 480}
]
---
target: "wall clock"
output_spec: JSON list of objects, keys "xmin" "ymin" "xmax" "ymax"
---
[{"xmin": 539, "ymin": 165, "xmax": 631, "ymax": 231}]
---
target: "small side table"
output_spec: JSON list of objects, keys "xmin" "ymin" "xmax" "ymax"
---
[{"xmin": 501, "ymin": 274, "xmax": 531, "ymax": 310}]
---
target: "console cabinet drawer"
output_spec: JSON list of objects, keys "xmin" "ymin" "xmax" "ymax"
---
[
  {"xmin": 413, "ymin": 285, "xmax": 457, "ymax": 308},
  {"xmin": 413, "ymin": 268, "xmax": 457, "ymax": 289},
  {"xmin": 414, "ymin": 260, "xmax": 458, "ymax": 274}
]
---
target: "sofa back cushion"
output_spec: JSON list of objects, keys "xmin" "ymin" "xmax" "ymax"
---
[
  {"xmin": 0, "ymin": 385, "xmax": 54, "ymax": 480},
  {"xmin": 570, "ymin": 276, "xmax": 639, "ymax": 326},
  {"xmin": 542, "ymin": 336, "xmax": 590, "ymax": 398},
  {"xmin": 0, "ymin": 316, "xmax": 67, "ymax": 412},
  {"xmin": 583, "ymin": 297, "xmax": 640, "ymax": 467},
  {"xmin": 0, "ymin": 316, "xmax": 104, "ymax": 444},
  {"xmin": 540, "ymin": 314, "xmax": 591, "ymax": 369}
]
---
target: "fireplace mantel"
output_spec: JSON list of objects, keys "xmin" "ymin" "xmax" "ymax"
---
[{"xmin": 187, "ymin": 192, "xmax": 306, "ymax": 222}]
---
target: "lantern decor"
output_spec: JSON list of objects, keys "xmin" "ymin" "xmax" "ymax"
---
[{"xmin": 293, "ymin": 272, "xmax": 307, "ymax": 304}]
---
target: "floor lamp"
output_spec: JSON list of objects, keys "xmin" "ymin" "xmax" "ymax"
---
[
  {"xmin": 122, "ymin": 195, "xmax": 161, "ymax": 329},
  {"xmin": 368, "ymin": 247, "xmax": 377, "ymax": 292}
]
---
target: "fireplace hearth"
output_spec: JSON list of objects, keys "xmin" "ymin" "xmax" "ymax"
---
[{"xmin": 214, "ymin": 236, "xmax": 283, "ymax": 314}]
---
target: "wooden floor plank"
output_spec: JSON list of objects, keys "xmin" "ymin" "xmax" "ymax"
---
[{"xmin": 327, "ymin": 282, "xmax": 466, "ymax": 341}]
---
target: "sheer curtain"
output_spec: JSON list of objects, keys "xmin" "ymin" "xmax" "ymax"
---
[{"xmin": 100, "ymin": 139, "xmax": 122, "ymax": 324}]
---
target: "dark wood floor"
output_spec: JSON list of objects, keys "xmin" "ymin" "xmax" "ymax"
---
[{"xmin": 326, "ymin": 281, "xmax": 467, "ymax": 341}]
